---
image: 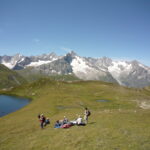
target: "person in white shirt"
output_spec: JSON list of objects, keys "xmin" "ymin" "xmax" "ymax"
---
[
  {"xmin": 84, "ymin": 107, "xmax": 90, "ymax": 124},
  {"xmin": 76, "ymin": 115, "xmax": 82, "ymax": 125}
]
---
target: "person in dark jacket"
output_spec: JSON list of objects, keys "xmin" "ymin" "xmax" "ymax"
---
[
  {"xmin": 45, "ymin": 118, "xmax": 50, "ymax": 125},
  {"xmin": 40, "ymin": 114, "xmax": 45, "ymax": 129}
]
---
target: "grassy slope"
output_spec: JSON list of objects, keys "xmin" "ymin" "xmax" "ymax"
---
[
  {"xmin": 0, "ymin": 79, "xmax": 150, "ymax": 150},
  {"xmin": 17, "ymin": 68, "xmax": 80, "ymax": 82},
  {"xmin": 0, "ymin": 64, "xmax": 27, "ymax": 89}
]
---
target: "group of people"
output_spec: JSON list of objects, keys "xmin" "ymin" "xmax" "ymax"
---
[
  {"xmin": 38, "ymin": 107, "xmax": 91, "ymax": 129},
  {"xmin": 38, "ymin": 114, "xmax": 50, "ymax": 129},
  {"xmin": 54, "ymin": 107, "xmax": 91, "ymax": 128}
]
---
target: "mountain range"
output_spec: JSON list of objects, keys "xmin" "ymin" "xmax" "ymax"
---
[{"xmin": 0, "ymin": 51, "xmax": 150, "ymax": 88}]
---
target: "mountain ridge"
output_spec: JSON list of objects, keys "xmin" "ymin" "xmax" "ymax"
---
[{"xmin": 0, "ymin": 51, "xmax": 150, "ymax": 88}]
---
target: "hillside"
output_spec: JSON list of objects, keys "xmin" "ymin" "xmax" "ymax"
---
[
  {"xmin": 0, "ymin": 64, "xmax": 27, "ymax": 89},
  {"xmin": 16, "ymin": 67, "xmax": 80, "ymax": 82},
  {"xmin": 0, "ymin": 79, "xmax": 150, "ymax": 150}
]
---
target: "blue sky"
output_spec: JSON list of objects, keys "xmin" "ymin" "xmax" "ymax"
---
[{"xmin": 0, "ymin": 0, "xmax": 150, "ymax": 66}]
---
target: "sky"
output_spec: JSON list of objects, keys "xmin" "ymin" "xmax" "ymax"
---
[{"xmin": 0, "ymin": 0, "xmax": 150, "ymax": 66}]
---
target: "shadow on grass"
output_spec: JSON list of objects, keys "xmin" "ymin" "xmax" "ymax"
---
[{"xmin": 88, "ymin": 122, "xmax": 96, "ymax": 125}]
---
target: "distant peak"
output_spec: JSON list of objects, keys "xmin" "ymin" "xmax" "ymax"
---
[
  {"xmin": 13, "ymin": 53, "xmax": 23, "ymax": 59},
  {"xmin": 131, "ymin": 60, "xmax": 139, "ymax": 63},
  {"xmin": 14, "ymin": 53, "xmax": 21, "ymax": 56},
  {"xmin": 49, "ymin": 52, "xmax": 56, "ymax": 55},
  {"xmin": 102, "ymin": 56, "xmax": 112, "ymax": 61},
  {"xmin": 131, "ymin": 60, "xmax": 140, "ymax": 65},
  {"xmin": 67, "ymin": 51, "xmax": 78, "ymax": 57}
]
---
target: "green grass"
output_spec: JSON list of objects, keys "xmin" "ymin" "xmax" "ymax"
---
[
  {"xmin": 0, "ymin": 79, "xmax": 150, "ymax": 150},
  {"xmin": 0, "ymin": 64, "xmax": 27, "ymax": 89}
]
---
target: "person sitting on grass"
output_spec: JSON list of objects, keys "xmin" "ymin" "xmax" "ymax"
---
[
  {"xmin": 45, "ymin": 118, "xmax": 50, "ymax": 125},
  {"xmin": 54, "ymin": 120, "xmax": 61, "ymax": 128},
  {"xmin": 63, "ymin": 116, "xmax": 69, "ymax": 124},
  {"xmin": 76, "ymin": 115, "xmax": 86, "ymax": 126}
]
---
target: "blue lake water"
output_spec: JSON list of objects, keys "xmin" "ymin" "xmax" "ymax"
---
[{"xmin": 0, "ymin": 95, "xmax": 29, "ymax": 117}]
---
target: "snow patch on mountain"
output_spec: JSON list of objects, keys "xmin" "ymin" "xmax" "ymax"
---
[
  {"xmin": 18, "ymin": 57, "xmax": 25, "ymax": 63},
  {"xmin": 139, "ymin": 63, "xmax": 150, "ymax": 73},
  {"xmin": 70, "ymin": 56, "xmax": 109, "ymax": 80},
  {"xmin": 108, "ymin": 61, "xmax": 132, "ymax": 84},
  {"xmin": 1, "ymin": 61, "xmax": 15, "ymax": 69},
  {"xmin": 71, "ymin": 56, "xmax": 92, "ymax": 74},
  {"xmin": 108, "ymin": 61, "xmax": 132, "ymax": 74},
  {"xmin": 1, "ymin": 54, "xmax": 24, "ymax": 69},
  {"xmin": 26, "ymin": 58, "xmax": 57, "ymax": 67}
]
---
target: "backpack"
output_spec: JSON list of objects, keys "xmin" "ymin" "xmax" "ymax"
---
[{"xmin": 87, "ymin": 110, "xmax": 91, "ymax": 116}]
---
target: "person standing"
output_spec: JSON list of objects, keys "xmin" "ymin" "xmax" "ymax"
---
[
  {"xmin": 84, "ymin": 107, "xmax": 90, "ymax": 124},
  {"xmin": 40, "ymin": 114, "xmax": 45, "ymax": 129}
]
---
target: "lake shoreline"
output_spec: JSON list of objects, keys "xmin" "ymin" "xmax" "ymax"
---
[{"xmin": 0, "ymin": 94, "xmax": 30, "ymax": 117}]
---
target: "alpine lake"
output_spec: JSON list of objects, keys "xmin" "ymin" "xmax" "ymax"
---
[{"xmin": 0, "ymin": 95, "xmax": 30, "ymax": 117}]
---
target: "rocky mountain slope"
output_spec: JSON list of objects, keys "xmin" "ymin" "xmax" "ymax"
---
[{"xmin": 0, "ymin": 51, "xmax": 150, "ymax": 87}]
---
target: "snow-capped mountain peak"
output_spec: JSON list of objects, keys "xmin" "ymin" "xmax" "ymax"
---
[
  {"xmin": 0, "ymin": 53, "xmax": 60, "ymax": 69},
  {"xmin": 71, "ymin": 55, "xmax": 92, "ymax": 74},
  {"xmin": 0, "ymin": 52, "xmax": 150, "ymax": 87},
  {"xmin": 1, "ymin": 54, "xmax": 24, "ymax": 69}
]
